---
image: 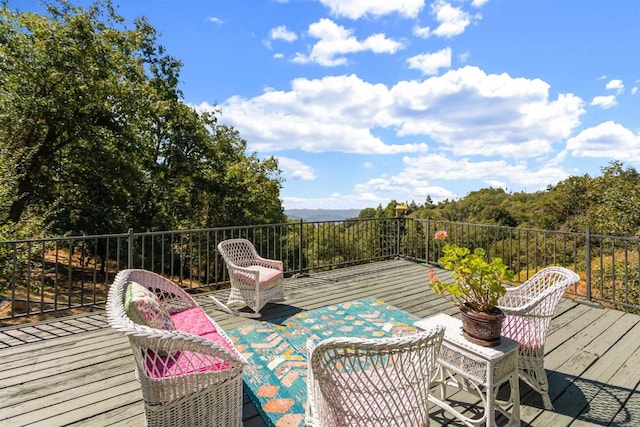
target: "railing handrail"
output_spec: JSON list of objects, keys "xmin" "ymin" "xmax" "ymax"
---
[{"xmin": 2, "ymin": 217, "xmax": 640, "ymax": 321}]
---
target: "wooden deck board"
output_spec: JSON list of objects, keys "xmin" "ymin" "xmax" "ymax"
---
[{"xmin": 0, "ymin": 259, "xmax": 639, "ymax": 426}]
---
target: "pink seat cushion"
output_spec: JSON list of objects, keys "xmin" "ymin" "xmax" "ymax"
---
[
  {"xmin": 234, "ymin": 265, "xmax": 282, "ymax": 288},
  {"xmin": 144, "ymin": 307, "xmax": 236, "ymax": 378}
]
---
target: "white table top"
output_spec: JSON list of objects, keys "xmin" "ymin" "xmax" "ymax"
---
[{"xmin": 415, "ymin": 313, "xmax": 518, "ymax": 360}]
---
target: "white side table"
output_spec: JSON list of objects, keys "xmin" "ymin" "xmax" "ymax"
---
[{"xmin": 415, "ymin": 313, "xmax": 520, "ymax": 427}]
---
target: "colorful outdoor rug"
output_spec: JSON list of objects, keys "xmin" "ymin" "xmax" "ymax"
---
[{"xmin": 226, "ymin": 297, "xmax": 422, "ymax": 427}]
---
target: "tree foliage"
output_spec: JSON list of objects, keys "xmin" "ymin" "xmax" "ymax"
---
[
  {"xmin": 0, "ymin": 0, "xmax": 284, "ymax": 237},
  {"xmin": 412, "ymin": 161, "xmax": 640, "ymax": 237},
  {"xmin": 585, "ymin": 161, "xmax": 640, "ymax": 237}
]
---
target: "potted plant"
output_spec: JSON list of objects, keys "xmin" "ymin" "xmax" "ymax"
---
[{"xmin": 428, "ymin": 230, "xmax": 515, "ymax": 347}]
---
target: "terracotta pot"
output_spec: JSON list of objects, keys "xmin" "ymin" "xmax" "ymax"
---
[{"xmin": 459, "ymin": 303, "xmax": 505, "ymax": 347}]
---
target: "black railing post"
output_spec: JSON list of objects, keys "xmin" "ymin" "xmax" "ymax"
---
[
  {"xmin": 585, "ymin": 227, "xmax": 591, "ymax": 301},
  {"xmin": 425, "ymin": 218, "xmax": 430, "ymax": 263},
  {"xmin": 128, "ymin": 228, "xmax": 134, "ymax": 269},
  {"xmin": 298, "ymin": 219, "xmax": 304, "ymax": 276},
  {"xmin": 396, "ymin": 217, "xmax": 401, "ymax": 257}
]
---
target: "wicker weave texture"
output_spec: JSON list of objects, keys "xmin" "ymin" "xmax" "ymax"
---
[
  {"xmin": 106, "ymin": 269, "xmax": 246, "ymax": 427},
  {"xmin": 498, "ymin": 266, "xmax": 580, "ymax": 410},
  {"xmin": 217, "ymin": 238, "xmax": 285, "ymax": 317},
  {"xmin": 306, "ymin": 326, "xmax": 445, "ymax": 427}
]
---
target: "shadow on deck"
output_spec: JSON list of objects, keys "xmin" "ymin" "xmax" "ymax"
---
[{"xmin": 0, "ymin": 259, "xmax": 639, "ymax": 426}]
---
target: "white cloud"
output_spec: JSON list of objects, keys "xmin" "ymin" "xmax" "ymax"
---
[
  {"xmin": 277, "ymin": 157, "xmax": 316, "ymax": 180},
  {"xmin": 389, "ymin": 66, "xmax": 585, "ymax": 157},
  {"xmin": 416, "ymin": 0, "xmax": 477, "ymax": 38},
  {"xmin": 352, "ymin": 153, "xmax": 569, "ymax": 203},
  {"xmin": 484, "ymin": 179, "xmax": 507, "ymax": 189},
  {"xmin": 632, "ymin": 87, "xmax": 638, "ymax": 95},
  {"xmin": 207, "ymin": 17, "xmax": 224, "ymax": 25},
  {"xmin": 199, "ymin": 74, "xmax": 429, "ymax": 154},
  {"xmin": 605, "ymin": 79, "xmax": 624, "ymax": 94},
  {"xmin": 362, "ymin": 33, "xmax": 406, "ymax": 54},
  {"xmin": 284, "ymin": 149, "xmax": 579, "ymax": 209},
  {"xmin": 282, "ymin": 192, "xmax": 387, "ymax": 210},
  {"xmin": 567, "ymin": 121, "xmax": 640, "ymax": 160},
  {"xmin": 273, "ymin": 53, "xmax": 284, "ymax": 59},
  {"xmin": 363, "ymin": 161, "xmax": 374, "ymax": 168},
  {"xmin": 317, "ymin": 0, "xmax": 425, "ymax": 19},
  {"xmin": 293, "ymin": 19, "xmax": 405, "ymax": 66},
  {"xmin": 199, "ymin": 66, "xmax": 584, "ymax": 160},
  {"xmin": 398, "ymin": 154, "xmax": 568, "ymax": 190},
  {"xmin": 412, "ymin": 25, "xmax": 431, "ymax": 38},
  {"xmin": 353, "ymin": 175, "xmax": 455, "ymax": 204},
  {"xmin": 590, "ymin": 95, "xmax": 617, "ymax": 109},
  {"xmin": 270, "ymin": 25, "xmax": 298, "ymax": 42},
  {"xmin": 407, "ymin": 47, "xmax": 451, "ymax": 75},
  {"xmin": 471, "ymin": 0, "xmax": 489, "ymax": 7}
]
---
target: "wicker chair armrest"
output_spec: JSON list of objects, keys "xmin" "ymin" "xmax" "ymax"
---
[
  {"xmin": 130, "ymin": 328, "xmax": 246, "ymax": 407},
  {"xmin": 226, "ymin": 264, "xmax": 260, "ymax": 288},
  {"xmin": 253, "ymin": 256, "xmax": 283, "ymax": 271},
  {"xmin": 227, "ymin": 263, "xmax": 259, "ymax": 275},
  {"xmin": 502, "ymin": 283, "xmax": 523, "ymax": 294},
  {"xmin": 498, "ymin": 281, "xmax": 568, "ymax": 315},
  {"xmin": 498, "ymin": 301, "xmax": 545, "ymax": 317},
  {"xmin": 501, "ymin": 280, "xmax": 536, "ymax": 295},
  {"xmin": 137, "ymin": 327, "xmax": 246, "ymax": 366},
  {"xmin": 504, "ymin": 267, "xmax": 579, "ymax": 298},
  {"xmin": 498, "ymin": 292, "xmax": 547, "ymax": 315}
]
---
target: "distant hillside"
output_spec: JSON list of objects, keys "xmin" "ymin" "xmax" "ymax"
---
[{"xmin": 285, "ymin": 209, "xmax": 361, "ymax": 222}]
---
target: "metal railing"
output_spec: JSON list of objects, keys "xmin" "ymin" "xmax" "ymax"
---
[
  {"xmin": 0, "ymin": 218, "xmax": 401, "ymax": 321},
  {"xmin": 1, "ymin": 217, "xmax": 639, "ymax": 321},
  {"xmin": 419, "ymin": 219, "xmax": 640, "ymax": 313}
]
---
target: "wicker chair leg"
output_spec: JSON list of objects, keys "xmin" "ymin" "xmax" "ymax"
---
[
  {"xmin": 521, "ymin": 365, "xmax": 554, "ymax": 410},
  {"xmin": 533, "ymin": 369, "xmax": 554, "ymax": 410},
  {"xmin": 541, "ymin": 392, "xmax": 554, "ymax": 411}
]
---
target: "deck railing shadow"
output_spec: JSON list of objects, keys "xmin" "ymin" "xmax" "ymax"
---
[
  {"xmin": 0, "ymin": 310, "xmax": 108, "ymax": 348},
  {"xmin": 544, "ymin": 372, "xmax": 637, "ymax": 426},
  {"xmin": 492, "ymin": 369, "xmax": 637, "ymax": 426}
]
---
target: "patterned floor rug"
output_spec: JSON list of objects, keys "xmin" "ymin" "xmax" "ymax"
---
[{"xmin": 226, "ymin": 297, "xmax": 421, "ymax": 427}]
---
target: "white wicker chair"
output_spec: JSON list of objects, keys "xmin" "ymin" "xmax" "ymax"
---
[
  {"xmin": 214, "ymin": 238, "xmax": 285, "ymax": 318},
  {"xmin": 497, "ymin": 266, "xmax": 580, "ymax": 410},
  {"xmin": 106, "ymin": 269, "xmax": 246, "ymax": 427},
  {"xmin": 306, "ymin": 325, "xmax": 445, "ymax": 427}
]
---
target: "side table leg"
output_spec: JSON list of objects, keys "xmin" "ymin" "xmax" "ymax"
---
[
  {"xmin": 486, "ymin": 372, "xmax": 494, "ymax": 427},
  {"xmin": 507, "ymin": 372, "xmax": 520, "ymax": 426},
  {"xmin": 439, "ymin": 366, "xmax": 447, "ymax": 400}
]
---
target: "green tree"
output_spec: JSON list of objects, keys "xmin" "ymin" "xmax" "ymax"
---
[
  {"xmin": 0, "ymin": 0, "xmax": 284, "ymax": 236},
  {"xmin": 357, "ymin": 207, "xmax": 377, "ymax": 219},
  {"xmin": 501, "ymin": 191, "xmax": 537, "ymax": 227},
  {"xmin": 532, "ymin": 175, "xmax": 591, "ymax": 231},
  {"xmin": 455, "ymin": 187, "xmax": 510, "ymax": 224},
  {"xmin": 586, "ymin": 161, "xmax": 640, "ymax": 236},
  {"xmin": 424, "ymin": 195, "xmax": 434, "ymax": 209},
  {"xmin": 1, "ymin": 1, "xmax": 148, "ymax": 230}
]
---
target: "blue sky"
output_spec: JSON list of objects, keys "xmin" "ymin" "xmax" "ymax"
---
[{"xmin": 18, "ymin": 0, "xmax": 640, "ymax": 210}]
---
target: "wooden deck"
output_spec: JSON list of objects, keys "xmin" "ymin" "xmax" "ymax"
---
[{"xmin": 1, "ymin": 259, "xmax": 639, "ymax": 426}]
